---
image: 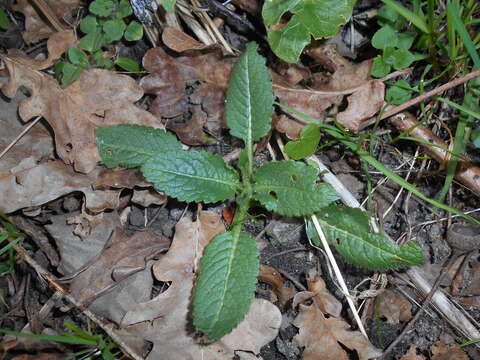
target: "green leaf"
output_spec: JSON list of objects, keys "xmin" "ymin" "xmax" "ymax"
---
[
  {"xmin": 103, "ymin": 19, "xmax": 126, "ymax": 43},
  {"xmin": 141, "ymin": 150, "xmax": 240, "ymax": 203},
  {"xmin": 124, "ymin": 20, "xmax": 143, "ymax": 41},
  {"xmin": 61, "ymin": 62, "xmax": 83, "ymax": 86},
  {"xmin": 253, "ymin": 161, "xmax": 339, "ymax": 216},
  {"xmin": 161, "ymin": 0, "xmax": 177, "ymax": 12},
  {"xmin": 386, "ymin": 79, "xmax": 412, "ymax": 104},
  {"xmin": 471, "ymin": 127, "xmax": 480, "ymax": 148},
  {"xmin": 392, "ymin": 48, "xmax": 416, "ymax": 70},
  {"xmin": 397, "ymin": 32, "xmax": 415, "ymax": 50},
  {"xmin": 67, "ymin": 48, "xmax": 89, "ymax": 67},
  {"xmin": 307, "ymin": 205, "xmax": 423, "ymax": 270},
  {"xmin": 284, "ymin": 124, "xmax": 320, "ymax": 160},
  {"xmin": 79, "ymin": 30, "xmax": 104, "ymax": 52},
  {"xmin": 115, "ymin": 56, "xmax": 140, "ymax": 72},
  {"xmin": 380, "ymin": 0, "xmax": 429, "ymax": 34},
  {"xmin": 117, "ymin": 0, "xmax": 133, "ymax": 18},
  {"xmin": 89, "ymin": 0, "xmax": 115, "ymax": 17},
  {"xmin": 80, "ymin": 15, "xmax": 98, "ymax": 34},
  {"xmin": 262, "ymin": 0, "xmax": 356, "ymax": 63},
  {"xmin": 193, "ymin": 230, "xmax": 259, "ymax": 341},
  {"xmin": 226, "ymin": 42, "xmax": 273, "ymax": 145},
  {"xmin": 96, "ymin": 125, "xmax": 181, "ymax": 168},
  {"xmin": 371, "ymin": 55, "xmax": 391, "ymax": 77},
  {"xmin": 0, "ymin": 8, "xmax": 10, "ymax": 30},
  {"xmin": 377, "ymin": 5, "xmax": 398, "ymax": 26},
  {"xmin": 371, "ymin": 26, "xmax": 397, "ymax": 49}
]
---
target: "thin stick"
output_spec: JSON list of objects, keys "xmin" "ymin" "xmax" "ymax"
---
[
  {"xmin": 0, "ymin": 116, "xmax": 42, "ymax": 161},
  {"xmin": 380, "ymin": 68, "xmax": 480, "ymax": 120},
  {"xmin": 311, "ymin": 215, "xmax": 369, "ymax": 339},
  {"xmin": 12, "ymin": 243, "xmax": 144, "ymax": 360}
]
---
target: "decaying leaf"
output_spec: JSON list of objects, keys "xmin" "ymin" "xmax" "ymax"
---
[
  {"xmin": 431, "ymin": 340, "xmax": 469, "ymax": 360},
  {"xmin": 162, "ymin": 26, "xmax": 210, "ymax": 52},
  {"xmin": 69, "ymin": 228, "xmax": 170, "ymax": 323},
  {"xmin": 259, "ymin": 265, "xmax": 297, "ymax": 309},
  {"xmin": 293, "ymin": 273, "xmax": 382, "ymax": 360},
  {"xmin": 2, "ymin": 54, "xmax": 162, "ymax": 173},
  {"xmin": 12, "ymin": 0, "xmax": 80, "ymax": 43},
  {"xmin": 118, "ymin": 211, "xmax": 281, "ymax": 359},
  {"xmin": 377, "ymin": 289, "xmax": 412, "ymax": 324}
]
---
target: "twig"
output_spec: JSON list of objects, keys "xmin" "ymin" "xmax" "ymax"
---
[
  {"xmin": 12, "ymin": 243, "xmax": 144, "ymax": 360},
  {"xmin": 380, "ymin": 68, "xmax": 480, "ymax": 120},
  {"xmin": 0, "ymin": 116, "xmax": 42, "ymax": 161}
]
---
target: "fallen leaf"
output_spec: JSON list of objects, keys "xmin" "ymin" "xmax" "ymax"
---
[
  {"xmin": 293, "ymin": 274, "xmax": 381, "ymax": 360},
  {"xmin": 69, "ymin": 228, "xmax": 170, "ymax": 322},
  {"xmin": 118, "ymin": 211, "xmax": 282, "ymax": 359},
  {"xmin": 431, "ymin": 340, "xmax": 469, "ymax": 360},
  {"xmin": 463, "ymin": 258, "xmax": 480, "ymax": 296},
  {"xmin": 167, "ymin": 104, "xmax": 210, "ymax": 145},
  {"xmin": 399, "ymin": 344, "xmax": 426, "ymax": 360},
  {"xmin": 6, "ymin": 30, "xmax": 75, "ymax": 70},
  {"xmin": 0, "ymin": 161, "xmax": 122, "ymax": 214},
  {"xmin": 12, "ymin": 0, "xmax": 79, "ymax": 43},
  {"xmin": 131, "ymin": 188, "xmax": 167, "ymax": 207},
  {"xmin": 162, "ymin": 26, "xmax": 210, "ymax": 52},
  {"xmin": 377, "ymin": 289, "xmax": 412, "ymax": 324},
  {"xmin": 2, "ymin": 53, "xmax": 162, "ymax": 173},
  {"xmin": 259, "ymin": 264, "xmax": 297, "ymax": 310}
]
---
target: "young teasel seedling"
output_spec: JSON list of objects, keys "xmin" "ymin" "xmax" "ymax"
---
[{"xmin": 96, "ymin": 42, "xmax": 423, "ymax": 340}]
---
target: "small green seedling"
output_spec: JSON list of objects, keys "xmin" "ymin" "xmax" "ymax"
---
[
  {"xmin": 96, "ymin": 42, "xmax": 423, "ymax": 340},
  {"xmin": 0, "ymin": 8, "xmax": 9, "ymax": 30},
  {"xmin": 385, "ymin": 79, "xmax": 414, "ymax": 104},
  {"xmin": 56, "ymin": 0, "xmax": 143, "ymax": 85},
  {"xmin": 371, "ymin": 5, "xmax": 426, "ymax": 77}
]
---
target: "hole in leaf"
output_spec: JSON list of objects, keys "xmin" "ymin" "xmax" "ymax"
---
[
  {"xmin": 336, "ymin": 238, "xmax": 341, "ymax": 245},
  {"xmin": 65, "ymin": 143, "xmax": 72, "ymax": 152},
  {"xmin": 290, "ymin": 174, "xmax": 298, "ymax": 181},
  {"xmin": 269, "ymin": 191, "xmax": 278, "ymax": 200}
]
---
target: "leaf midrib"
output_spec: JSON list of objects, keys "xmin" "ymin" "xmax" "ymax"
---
[
  {"xmin": 156, "ymin": 168, "xmax": 238, "ymax": 188},
  {"xmin": 318, "ymin": 219, "xmax": 415, "ymax": 265},
  {"xmin": 101, "ymin": 142, "xmax": 156, "ymax": 156}
]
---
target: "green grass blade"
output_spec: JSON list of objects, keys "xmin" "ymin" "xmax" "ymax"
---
[
  {"xmin": 437, "ymin": 97, "xmax": 480, "ymax": 120},
  {"xmin": 380, "ymin": 0, "xmax": 430, "ymax": 34},
  {"xmin": 277, "ymin": 102, "xmax": 480, "ymax": 226},
  {"xmin": 0, "ymin": 237, "xmax": 22, "ymax": 257},
  {"xmin": 0, "ymin": 329, "xmax": 97, "ymax": 346}
]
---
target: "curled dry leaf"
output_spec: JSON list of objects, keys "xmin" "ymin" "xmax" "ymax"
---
[
  {"xmin": 376, "ymin": 289, "xmax": 412, "ymax": 324},
  {"xmin": 293, "ymin": 274, "xmax": 382, "ymax": 360},
  {"xmin": 117, "ymin": 211, "xmax": 282, "ymax": 359},
  {"xmin": 259, "ymin": 265, "xmax": 297, "ymax": 310},
  {"xmin": 399, "ymin": 344, "xmax": 426, "ymax": 360},
  {"xmin": 162, "ymin": 26, "xmax": 210, "ymax": 52},
  {"xmin": 392, "ymin": 112, "xmax": 480, "ymax": 195},
  {"xmin": 2, "ymin": 53, "xmax": 162, "ymax": 173},
  {"xmin": 69, "ymin": 228, "xmax": 170, "ymax": 323},
  {"xmin": 13, "ymin": 0, "xmax": 80, "ymax": 43}
]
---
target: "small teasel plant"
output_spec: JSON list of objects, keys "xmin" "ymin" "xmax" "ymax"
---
[
  {"xmin": 56, "ymin": 0, "xmax": 143, "ymax": 85},
  {"xmin": 96, "ymin": 42, "xmax": 423, "ymax": 340}
]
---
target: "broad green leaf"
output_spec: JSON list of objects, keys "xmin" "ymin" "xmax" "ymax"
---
[
  {"xmin": 161, "ymin": 0, "xmax": 177, "ymax": 12},
  {"xmin": 193, "ymin": 230, "xmax": 259, "ymax": 341},
  {"xmin": 226, "ymin": 42, "xmax": 273, "ymax": 145},
  {"xmin": 124, "ymin": 20, "xmax": 143, "ymax": 41},
  {"xmin": 371, "ymin": 26, "xmax": 397, "ymax": 49},
  {"xmin": 253, "ymin": 161, "xmax": 339, "ymax": 216},
  {"xmin": 392, "ymin": 48, "xmax": 416, "ymax": 70},
  {"xmin": 80, "ymin": 15, "xmax": 98, "ymax": 34},
  {"xmin": 67, "ymin": 48, "xmax": 89, "ymax": 67},
  {"xmin": 382, "ymin": 47, "xmax": 397, "ymax": 66},
  {"xmin": 397, "ymin": 32, "xmax": 415, "ymax": 50},
  {"xmin": 307, "ymin": 205, "xmax": 423, "ymax": 270},
  {"xmin": 117, "ymin": 0, "xmax": 133, "ymax": 18},
  {"xmin": 142, "ymin": 150, "xmax": 240, "ymax": 203},
  {"xmin": 103, "ymin": 19, "xmax": 126, "ymax": 43},
  {"xmin": 380, "ymin": 0, "xmax": 429, "ymax": 34},
  {"xmin": 0, "ymin": 8, "xmax": 9, "ymax": 30},
  {"xmin": 115, "ymin": 57, "xmax": 140, "ymax": 72},
  {"xmin": 386, "ymin": 79, "xmax": 412, "ymax": 104},
  {"xmin": 371, "ymin": 55, "xmax": 390, "ymax": 77},
  {"xmin": 96, "ymin": 125, "xmax": 181, "ymax": 168},
  {"xmin": 61, "ymin": 63, "xmax": 83, "ymax": 86},
  {"xmin": 89, "ymin": 0, "xmax": 115, "ymax": 17},
  {"xmin": 284, "ymin": 124, "xmax": 320, "ymax": 160},
  {"xmin": 262, "ymin": 0, "xmax": 356, "ymax": 63},
  {"xmin": 377, "ymin": 5, "xmax": 398, "ymax": 25},
  {"xmin": 79, "ymin": 30, "xmax": 103, "ymax": 52}
]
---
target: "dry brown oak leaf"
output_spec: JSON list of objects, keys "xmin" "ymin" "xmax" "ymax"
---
[
  {"xmin": 2, "ymin": 58, "xmax": 162, "ymax": 173},
  {"xmin": 293, "ymin": 274, "xmax": 382, "ymax": 360},
  {"xmin": 13, "ymin": 0, "xmax": 79, "ymax": 43},
  {"xmin": 117, "ymin": 211, "xmax": 282, "ymax": 359}
]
